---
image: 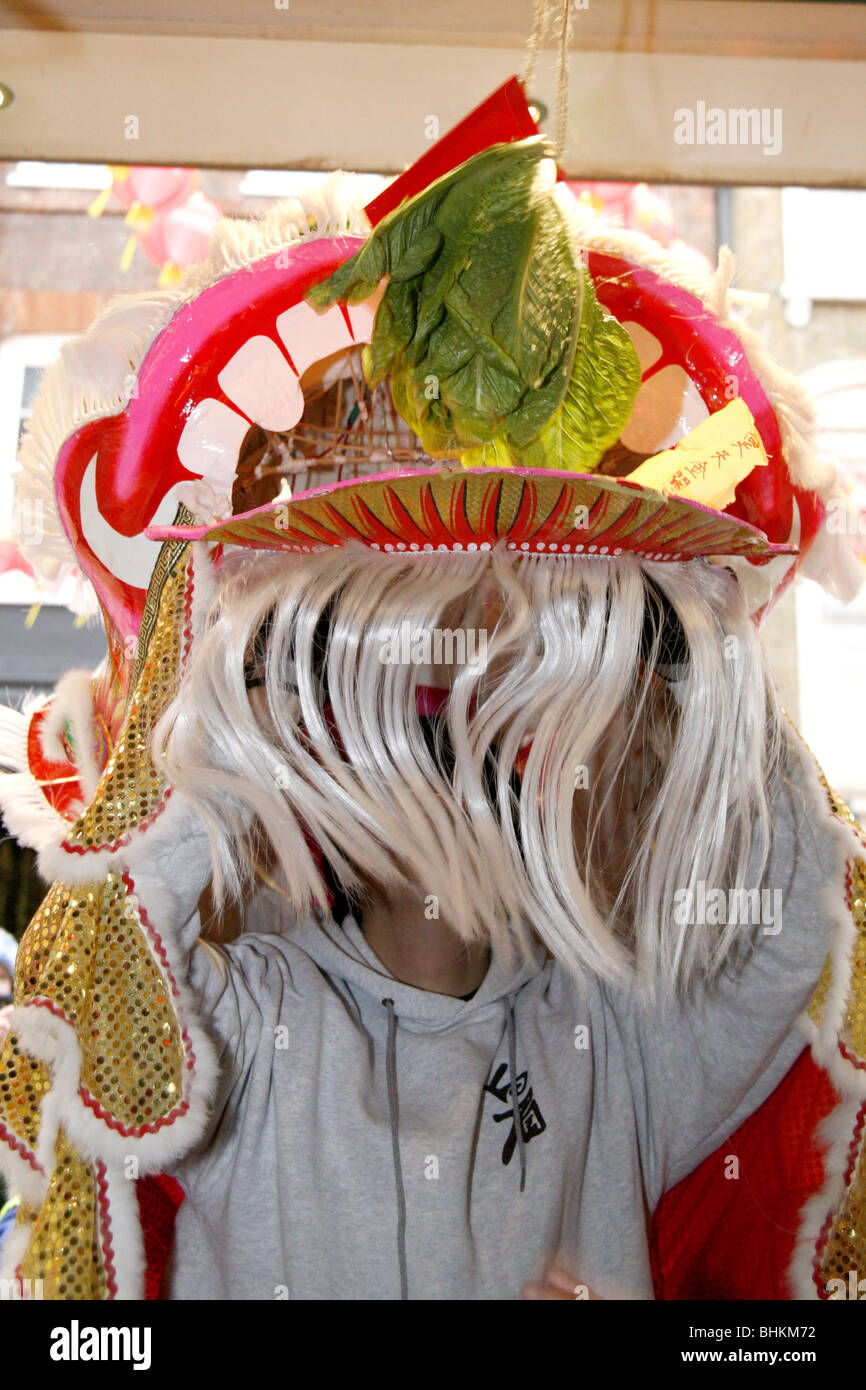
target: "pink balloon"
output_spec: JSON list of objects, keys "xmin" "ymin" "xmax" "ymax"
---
[
  {"xmin": 113, "ymin": 167, "xmax": 196, "ymax": 213},
  {"xmin": 138, "ymin": 191, "xmax": 222, "ymax": 269},
  {"xmin": 567, "ymin": 180, "xmax": 678, "ymax": 249}
]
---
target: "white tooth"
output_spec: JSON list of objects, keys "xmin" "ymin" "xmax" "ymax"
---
[
  {"xmin": 346, "ymin": 300, "xmax": 377, "ymax": 345},
  {"xmin": 217, "ymin": 335, "xmax": 304, "ymax": 431},
  {"xmin": 622, "ymin": 321, "xmax": 663, "ymax": 372},
  {"xmin": 276, "ymin": 301, "xmax": 355, "ymax": 378},
  {"xmin": 177, "ymin": 398, "xmax": 250, "ymax": 489},
  {"xmin": 621, "ymin": 366, "xmax": 708, "ymax": 454},
  {"xmin": 80, "ymin": 456, "xmax": 184, "ymax": 589}
]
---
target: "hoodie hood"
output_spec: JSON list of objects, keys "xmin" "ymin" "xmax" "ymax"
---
[{"xmin": 290, "ymin": 911, "xmax": 550, "ymax": 1032}]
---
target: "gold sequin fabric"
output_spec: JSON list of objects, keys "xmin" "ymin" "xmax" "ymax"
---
[
  {"xmin": 0, "ymin": 1029, "xmax": 50, "ymax": 1176},
  {"xmin": 79, "ymin": 873, "xmax": 185, "ymax": 1128},
  {"xmin": 804, "ymin": 778, "xmax": 866, "ymax": 1297},
  {"xmin": 0, "ymin": 543, "xmax": 196, "ymax": 1298},
  {"xmin": 62, "ymin": 544, "xmax": 194, "ymax": 853},
  {"xmin": 820, "ymin": 1145, "xmax": 866, "ymax": 1300},
  {"xmin": 9, "ymin": 874, "xmax": 186, "ymax": 1128},
  {"xmin": 16, "ymin": 1130, "xmax": 107, "ymax": 1300},
  {"xmin": 0, "ymin": 868, "xmax": 188, "ymax": 1296},
  {"xmin": 840, "ymin": 853, "xmax": 866, "ymax": 1060}
]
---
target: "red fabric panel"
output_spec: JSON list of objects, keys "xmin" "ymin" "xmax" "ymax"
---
[
  {"xmin": 649, "ymin": 1049, "xmax": 838, "ymax": 1299},
  {"xmin": 136, "ymin": 1173, "xmax": 185, "ymax": 1301}
]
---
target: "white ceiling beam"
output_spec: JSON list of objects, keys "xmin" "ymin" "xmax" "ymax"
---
[
  {"xmin": 0, "ymin": 28, "xmax": 864, "ymax": 186},
  {"xmin": 1, "ymin": 1, "xmax": 865, "ymax": 60}
]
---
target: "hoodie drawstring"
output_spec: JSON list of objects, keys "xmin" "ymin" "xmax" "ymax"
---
[
  {"xmin": 382, "ymin": 998, "xmax": 409, "ymax": 1300},
  {"xmin": 505, "ymin": 992, "xmax": 527, "ymax": 1194},
  {"xmin": 380, "ymin": 990, "xmax": 526, "ymax": 1301}
]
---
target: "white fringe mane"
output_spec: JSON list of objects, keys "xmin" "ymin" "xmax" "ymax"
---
[{"xmin": 154, "ymin": 543, "xmax": 784, "ymax": 994}]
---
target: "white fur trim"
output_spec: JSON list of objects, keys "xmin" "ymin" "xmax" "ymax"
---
[
  {"xmin": 0, "ymin": 1053, "xmax": 49, "ymax": 1208},
  {"xmin": 0, "ymin": 1143, "xmax": 46, "ymax": 1209},
  {"xmin": 98, "ymin": 1162, "xmax": 146, "ymax": 1301},
  {"xmin": 36, "ymin": 769, "xmax": 187, "ymax": 887},
  {"xmin": 788, "ymin": 1097, "xmax": 863, "ymax": 1300},
  {"xmin": 39, "ymin": 669, "xmax": 102, "ymax": 802},
  {"xmin": 783, "ymin": 724, "xmax": 866, "ymax": 1298},
  {"xmin": 0, "ymin": 1217, "xmax": 34, "ymax": 1284},
  {"xmin": 799, "ymin": 496, "xmax": 866, "ymax": 605},
  {"xmin": 0, "ymin": 1127, "xmax": 147, "ymax": 1299},
  {"xmin": 14, "ymin": 174, "xmax": 372, "ymax": 601},
  {"xmin": 0, "ymin": 544, "xmax": 222, "ymax": 1222},
  {"xmin": 0, "ymin": 789, "xmax": 218, "ymax": 1301}
]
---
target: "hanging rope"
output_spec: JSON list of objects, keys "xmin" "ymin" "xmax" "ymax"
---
[
  {"xmin": 521, "ymin": 0, "xmax": 573, "ymax": 163},
  {"xmin": 554, "ymin": 0, "xmax": 573, "ymax": 160},
  {"xmin": 521, "ymin": 0, "xmax": 552, "ymax": 93}
]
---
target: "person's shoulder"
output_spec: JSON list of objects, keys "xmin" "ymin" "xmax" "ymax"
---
[
  {"xmin": 212, "ymin": 923, "xmax": 324, "ymax": 995},
  {"xmin": 538, "ymin": 949, "xmax": 611, "ymax": 1020},
  {"xmin": 772, "ymin": 719, "xmax": 864, "ymax": 871}
]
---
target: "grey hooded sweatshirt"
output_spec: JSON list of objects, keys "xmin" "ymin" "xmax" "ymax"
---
[{"xmin": 166, "ymin": 735, "xmax": 837, "ymax": 1300}]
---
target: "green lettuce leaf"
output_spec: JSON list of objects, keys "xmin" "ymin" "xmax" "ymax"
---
[
  {"xmin": 307, "ymin": 137, "xmax": 640, "ymax": 471},
  {"xmin": 464, "ymin": 267, "xmax": 642, "ymax": 473}
]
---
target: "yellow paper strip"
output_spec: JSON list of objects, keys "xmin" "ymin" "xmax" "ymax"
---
[
  {"xmin": 86, "ymin": 186, "xmax": 112, "ymax": 219},
  {"xmin": 625, "ymin": 398, "xmax": 768, "ymax": 510},
  {"xmin": 119, "ymin": 233, "xmax": 139, "ymax": 272}
]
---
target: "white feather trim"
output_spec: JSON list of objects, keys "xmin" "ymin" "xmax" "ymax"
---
[
  {"xmin": 0, "ymin": 702, "xmax": 31, "ymax": 774},
  {"xmin": 0, "ymin": 769, "xmax": 77, "ymax": 859}
]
